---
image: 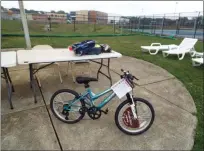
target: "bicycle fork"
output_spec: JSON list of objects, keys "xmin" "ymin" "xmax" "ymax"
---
[{"xmin": 126, "ymin": 92, "xmax": 138, "ymax": 119}]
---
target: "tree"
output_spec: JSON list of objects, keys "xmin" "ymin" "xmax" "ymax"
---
[
  {"xmin": 51, "ymin": 10, "xmax": 56, "ymax": 13},
  {"xmin": 57, "ymin": 10, "xmax": 65, "ymax": 14},
  {"xmin": 39, "ymin": 11, "xmax": 45, "ymax": 14},
  {"xmin": 179, "ymin": 17, "xmax": 189, "ymax": 26},
  {"xmin": 24, "ymin": 9, "xmax": 40, "ymax": 14},
  {"xmin": 110, "ymin": 20, "xmax": 114, "ymax": 24},
  {"xmin": 9, "ymin": 7, "xmax": 20, "ymax": 13}
]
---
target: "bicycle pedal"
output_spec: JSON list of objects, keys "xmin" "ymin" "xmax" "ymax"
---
[
  {"xmin": 101, "ymin": 108, "xmax": 109, "ymax": 114},
  {"xmin": 105, "ymin": 108, "xmax": 109, "ymax": 114}
]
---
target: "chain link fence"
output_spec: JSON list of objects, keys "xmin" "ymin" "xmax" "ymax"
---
[
  {"xmin": 1, "ymin": 11, "xmax": 203, "ymax": 40},
  {"xmin": 121, "ymin": 12, "xmax": 203, "ymax": 40}
]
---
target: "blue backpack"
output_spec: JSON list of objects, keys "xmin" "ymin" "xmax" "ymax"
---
[{"xmin": 72, "ymin": 40, "xmax": 102, "ymax": 56}]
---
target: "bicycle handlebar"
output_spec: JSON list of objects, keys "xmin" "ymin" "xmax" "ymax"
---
[{"xmin": 121, "ymin": 69, "xmax": 139, "ymax": 80}]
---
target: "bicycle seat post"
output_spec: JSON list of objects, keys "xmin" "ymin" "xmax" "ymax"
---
[{"xmin": 84, "ymin": 83, "xmax": 90, "ymax": 89}]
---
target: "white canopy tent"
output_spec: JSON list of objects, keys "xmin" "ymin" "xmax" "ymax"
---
[
  {"xmin": 18, "ymin": 0, "xmax": 31, "ymax": 49},
  {"xmin": 2, "ymin": 1, "xmax": 123, "ymax": 109}
]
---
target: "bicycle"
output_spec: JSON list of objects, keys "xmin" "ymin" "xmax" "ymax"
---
[{"xmin": 50, "ymin": 69, "xmax": 155, "ymax": 135}]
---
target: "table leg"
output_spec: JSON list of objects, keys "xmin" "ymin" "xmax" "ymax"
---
[
  {"xmin": 97, "ymin": 59, "xmax": 103, "ymax": 79},
  {"xmin": 95, "ymin": 58, "xmax": 112, "ymax": 86},
  {"xmin": 29, "ymin": 64, "xmax": 37, "ymax": 103},
  {"xmin": 107, "ymin": 59, "xmax": 112, "ymax": 85},
  {"xmin": 29, "ymin": 64, "xmax": 32, "ymax": 88},
  {"xmin": 5, "ymin": 68, "xmax": 15, "ymax": 92},
  {"xmin": 2, "ymin": 67, "xmax": 14, "ymax": 109}
]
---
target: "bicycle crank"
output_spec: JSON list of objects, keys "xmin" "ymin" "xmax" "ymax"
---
[{"xmin": 87, "ymin": 107, "xmax": 101, "ymax": 120}]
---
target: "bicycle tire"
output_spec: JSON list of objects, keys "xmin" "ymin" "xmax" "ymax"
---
[
  {"xmin": 115, "ymin": 97, "xmax": 155, "ymax": 135},
  {"xmin": 50, "ymin": 89, "xmax": 85, "ymax": 124}
]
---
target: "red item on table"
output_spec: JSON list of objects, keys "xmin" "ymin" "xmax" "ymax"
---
[{"xmin": 68, "ymin": 46, "xmax": 73, "ymax": 51}]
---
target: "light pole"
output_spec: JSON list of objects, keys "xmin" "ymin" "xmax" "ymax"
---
[
  {"xmin": 174, "ymin": 2, "xmax": 178, "ymax": 20},
  {"xmin": 141, "ymin": 8, "xmax": 144, "ymax": 32}
]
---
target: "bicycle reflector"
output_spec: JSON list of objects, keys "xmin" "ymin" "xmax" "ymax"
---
[{"xmin": 122, "ymin": 107, "xmax": 140, "ymax": 128}]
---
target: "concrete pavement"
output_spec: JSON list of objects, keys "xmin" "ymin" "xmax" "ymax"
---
[{"xmin": 1, "ymin": 56, "xmax": 197, "ymax": 150}]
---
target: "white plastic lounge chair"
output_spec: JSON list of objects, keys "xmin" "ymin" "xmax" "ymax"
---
[
  {"xmin": 32, "ymin": 45, "xmax": 63, "ymax": 87},
  {"xmin": 194, "ymin": 52, "xmax": 204, "ymax": 58},
  {"xmin": 66, "ymin": 46, "xmax": 91, "ymax": 83},
  {"xmin": 162, "ymin": 38, "xmax": 198, "ymax": 60},
  {"xmin": 191, "ymin": 51, "xmax": 203, "ymax": 66},
  {"xmin": 67, "ymin": 61, "xmax": 91, "ymax": 83},
  {"xmin": 141, "ymin": 43, "xmax": 178, "ymax": 55},
  {"xmin": 192, "ymin": 57, "xmax": 204, "ymax": 66}
]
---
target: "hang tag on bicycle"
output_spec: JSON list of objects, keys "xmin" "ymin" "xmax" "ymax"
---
[{"xmin": 111, "ymin": 78, "xmax": 132, "ymax": 99}]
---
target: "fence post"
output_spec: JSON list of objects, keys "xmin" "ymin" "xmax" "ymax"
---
[
  {"xmin": 120, "ymin": 17, "xmax": 122, "ymax": 34},
  {"xmin": 161, "ymin": 14, "xmax": 165, "ymax": 36},
  {"xmin": 151, "ymin": 15, "xmax": 154, "ymax": 34},
  {"xmin": 129, "ymin": 19, "xmax": 131, "ymax": 33},
  {"xmin": 74, "ymin": 20, "xmax": 76, "ymax": 31},
  {"xmin": 94, "ymin": 20, "xmax": 96, "ymax": 32},
  {"xmin": 130, "ymin": 18, "xmax": 132, "ymax": 34},
  {"xmin": 94, "ymin": 15, "xmax": 96, "ymax": 32},
  {"xmin": 142, "ymin": 16, "xmax": 145, "ymax": 33},
  {"xmin": 138, "ymin": 17, "xmax": 140, "ymax": 32},
  {"xmin": 48, "ymin": 16, "xmax": 51, "ymax": 31},
  {"xmin": 119, "ymin": 18, "xmax": 122, "ymax": 34},
  {"xmin": 113, "ymin": 16, "xmax": 115, "ymax": 34},
  {"xmin": 176, "ymin": 13, "xmax": 180, "ymax": 35},
  {"xmin": 134, "ymin": 17, "xmax": 137, "ymax": 33},
  {"xmin": 193, "ymin": 12, "xmax": 200, "ymax": 38},
  {"xmin": 154, "ymin": 15, "xmax": 156, "ymax": 34},
  {"xmin": 134, "ymin": 17, "xmax": 136, "ymax": 33},
  {"xmin": 150, "ymin": 15, "xmax": 153, "ymax": 34}
]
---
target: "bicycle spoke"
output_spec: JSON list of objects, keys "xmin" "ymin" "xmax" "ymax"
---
[
  {"xmin": 117, "ymin": 100, "xmax": 153, "ymax": 134},
  {"xmin": 137, "ymin": 115, "xmax": 151, "ymax": 120},
  {"xmin": 54, "ymin": 100, "xmax": 64, "ymax": 104},
  {"xmin": 50, "ymin": 90, "xmax": 85, "ymax": 123}
]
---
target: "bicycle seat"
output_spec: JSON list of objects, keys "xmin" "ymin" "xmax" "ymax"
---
[{"xmin": 76, "ymin": 76, "xmax": 98, "ymax": 84}]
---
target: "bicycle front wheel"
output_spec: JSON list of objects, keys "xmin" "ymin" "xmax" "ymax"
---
[
  {"xmin": 50, "ymin": 89, "xmax": 85, "ymax": 124},
  {"xmin": 115, "ymin": 97, "xmax": 155, "ymax": 135}
]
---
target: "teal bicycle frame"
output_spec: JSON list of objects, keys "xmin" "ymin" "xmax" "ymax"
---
[{"xmin": 64, "ymin": 87, "xmax": 116, "ymax": 111}]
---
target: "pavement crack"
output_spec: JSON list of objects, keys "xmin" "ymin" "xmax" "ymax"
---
[
  {"xmin": 142, "ymin": 86, "xmax": 195, "ymax": 115},
  {"xmin": 110, "ymin": 67, "xmax": 175, "ymax": 86},
  {"xmin": 37, "ymin": 80, "xmax": 63, "ymax": 151},
  {"xmin": 137, "ymin": 77, "xmax": 176, "ymax": 86},
  {"xmin": 110, "ymin": 68, "xmax": 194, "ymax": 115}
]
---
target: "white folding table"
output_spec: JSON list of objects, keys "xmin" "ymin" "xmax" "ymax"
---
[
  {"xmin": 1, "ymin": 51, "xmax": 17, "ymax": 109},
  {"xmin": 17, "ymin": 49, "xmax": 122, "ymax": 103}
]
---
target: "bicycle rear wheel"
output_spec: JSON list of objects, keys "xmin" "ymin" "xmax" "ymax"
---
[
  {"xmin": 50, "ymin": 89, "xmax": 85, "ymax": 124},
  {"xmin": 115, "ymin": 97, "xmax": 155, "ymax": 135}
]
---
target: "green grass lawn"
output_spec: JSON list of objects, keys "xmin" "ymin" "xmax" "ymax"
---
[
  {"xmin": 1, "ymin": 35, "xmax": 204, "ymax": 150},
  {"xmin": 2, "ymin": 20, "xmax": 121, "ymax": 35}
]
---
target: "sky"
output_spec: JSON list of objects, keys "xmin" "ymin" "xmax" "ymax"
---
[{"xmin": 1, "ymin": 1, "xmax": 203, "ymax": 16}]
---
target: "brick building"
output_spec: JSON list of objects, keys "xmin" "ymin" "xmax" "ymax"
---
[
  {"xmin": 32, "ymin": 14, "xmax": 48, "ymax": 22},
  {"xmin": 75, "ymin": 10, "xmax": 89, "ymax": 23},
  {"xmin": 88, "ymin": 11, "xmax": 108, "ymax": 24},
  {"xmin": 46, "ymin": 13, "xmax": 67, "ymax": 23}
]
